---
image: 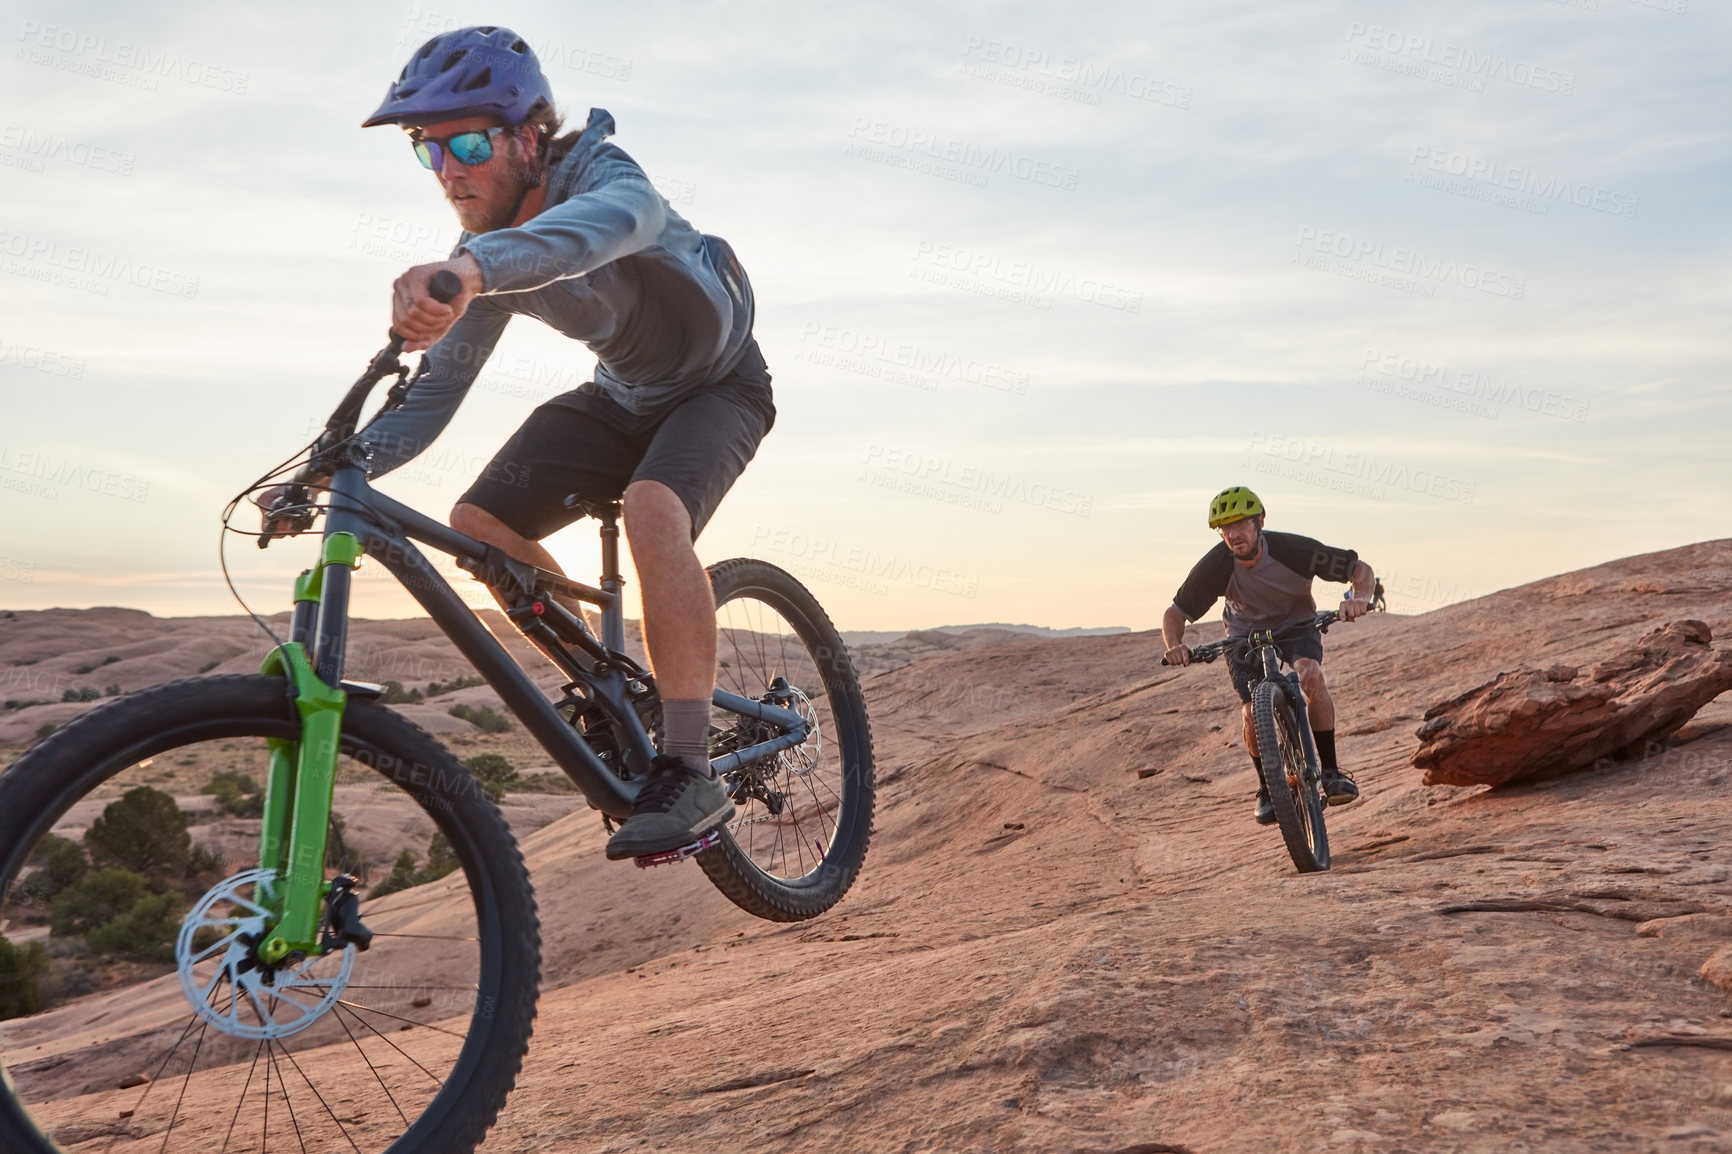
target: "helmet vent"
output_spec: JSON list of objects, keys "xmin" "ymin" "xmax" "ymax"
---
[
  {"xmin": 440, "ymin": 49, "xmax": 468, "ymax": 72},
  {"xmin": 511, "ymin": 39, "xmax": 528, "ymax": 53},
  {"xmin": 462, "ymin": 66, "xmax": 493, "ymax": 91}
]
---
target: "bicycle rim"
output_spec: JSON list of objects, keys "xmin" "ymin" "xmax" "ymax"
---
[{"xmin": 712, "ymin": 588, "xmax": 848, "ymax": 881}]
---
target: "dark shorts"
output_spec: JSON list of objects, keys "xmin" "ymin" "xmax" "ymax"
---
[
  {"xmin": 1227, "ymin": 625, "xmax": 1323, "ymax": 703},
  {"xmin": 458, "ymin": 340, "xmax": 774, "ymax": 541}
]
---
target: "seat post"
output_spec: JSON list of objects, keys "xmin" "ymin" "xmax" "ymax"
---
[{"xmin": 597, "ymin": 501, "xmax": 626, "ymax": 653}]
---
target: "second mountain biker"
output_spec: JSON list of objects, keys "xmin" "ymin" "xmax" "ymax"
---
[{"xmin": 1161, "ymin": 487, "xmax": 1378, "ymax": 825}]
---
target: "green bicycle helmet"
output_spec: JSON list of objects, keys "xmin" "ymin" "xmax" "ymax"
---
[{"xmin": 1208, "ymin": 486, "xmax": 1265, "ymax": 528}]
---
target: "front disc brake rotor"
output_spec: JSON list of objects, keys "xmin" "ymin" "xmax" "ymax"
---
[{"xmin": 175, "ymin": 868, "xmax": 355, "ymax": 1040}]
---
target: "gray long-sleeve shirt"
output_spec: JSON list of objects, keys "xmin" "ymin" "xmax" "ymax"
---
[{"xmin": 359, "ymin": 108, "xmax": 755, "ymax": 478}]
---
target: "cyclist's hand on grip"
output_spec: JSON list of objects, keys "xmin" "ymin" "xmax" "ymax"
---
[
  {"xmin": 1339, "ymin": 597, "xmax": 1370, "ymax": 623},
  {"xmin": 1163, "ymin": 643, "xmax": 1192, "ymax": 667},
  {"xmin": 393, "ymin": 255, "xmax": 482, "ymax": 352},
  {"xmin": 254, "ymin": 483, "xmax": 316, "ymax": 541}
]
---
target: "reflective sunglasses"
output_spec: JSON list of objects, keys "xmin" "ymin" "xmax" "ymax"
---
[{"xmin": 411, "ymin": 126, "xmax": 510, "ymax": 171}]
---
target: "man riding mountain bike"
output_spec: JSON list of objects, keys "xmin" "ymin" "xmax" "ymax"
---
[
  {"xmin": 273, "ymin": 26, "xmax": 769, "ymax": 861},
  {"xmin": 1161, "ymin": 487, "xmax": 1377, "ymax": 825}
]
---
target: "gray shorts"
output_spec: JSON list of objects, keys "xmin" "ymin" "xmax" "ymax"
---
[{"xmin": 458, "ymin": 341, "xmax": 774, "ymax": 541}]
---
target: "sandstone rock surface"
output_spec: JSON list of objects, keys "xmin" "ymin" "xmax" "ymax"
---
[
  {"xmin": 1412, "ymin": 619, "xmax": 1732, "ymax": 788},
  {"xmin": 6, "ymin": 541, "xmax": 1732, "ymax": 1151}
]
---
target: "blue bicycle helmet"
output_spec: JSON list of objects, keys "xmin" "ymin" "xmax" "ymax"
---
[{"xmin": 363, "ymin": 26, "xmax": 554, "ymax": 128}]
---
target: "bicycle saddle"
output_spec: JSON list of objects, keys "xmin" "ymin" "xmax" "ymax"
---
[{"xmin": 563, "ymin": 495, "xmax": 623, "ymax": 522}]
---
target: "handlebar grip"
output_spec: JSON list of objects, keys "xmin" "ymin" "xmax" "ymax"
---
[{"xmin": 428, "ymin": 269, "xmax": 463, "ymax": 304}]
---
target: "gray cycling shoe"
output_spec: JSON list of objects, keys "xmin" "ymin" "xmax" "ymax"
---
[
  {"xmin": 605, "ymin": 756, "xmax": 735, "ymax": 860},
  {"xmin": 1321, "ymin": 766, "xmax": 1360, "ymax": 806}
]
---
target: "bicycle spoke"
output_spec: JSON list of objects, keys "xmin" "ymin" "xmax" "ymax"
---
[
  {"xmin": 218, "ymin": 1040, "xmax": 267, "ymax": 1154},
  {"xmin": 157, "ymin": 1018, "xmax": 210, "ymax": 1154},
  {"xmin": 333, "ymin": 998, "xmax": 411, "ymax": 1127},
  {"xmin": 274, "ymin": 1040, "xmax": 355, "ymax": 1153},
  {"xmin": 266, "ymin": 1044, "xmax": 311, "ymax": 1154},
  {"xmin": 336, "ymin": 999, "xmax": 468, "ymax": 1040},
  {"xmin": 337, "ymin": 1003, "xmax": 447, "ymax": 1085}
]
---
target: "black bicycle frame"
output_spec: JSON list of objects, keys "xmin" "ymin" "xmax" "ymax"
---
[
  {"xmin": 285, "ymin": 463, "xmax": 810, "ymax": 822},
  {"xmin": 1255, "ymin": 644, "xmax": 1323, "ymax": 780}
]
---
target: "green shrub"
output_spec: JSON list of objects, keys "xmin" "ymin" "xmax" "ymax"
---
[
  {"xmin": 50, "ymin": 869, "xmax": 147, "ymax": 937},
  {"xmin": 368, "ymin": 831, "xmax": 459, "ymax": 899},
  {"xmin": 182, "ymin": 845, "xmax": 228, "ymax": 899},
  {"xmin": 33, "ymin": 723, "xmax": 55, "ymax": 740},
  {"xmin": 0, "ymin": 936, "xmax": 48, "ymax": 1020},
  {"xmin": 516, "ymin": 772, "xmax": 578, "ymax": 794},
  {"xmin": 14, "ymin": 835, "xmax": 87, "ymax": 909},
  {"xmin": 379, "ymin": 680, "xmax": 423, "ymax": 704},
  {"xmin": 85, "ymin": 787, "xmax": 191, "ymax": 882},
  {"xmin": 449, "ymin": 703, "xmax": 511, "ymax": 733},
  {"xmin": 369, "ymin": 849, "xmax": 422, "ymax": 899},
  {"xmin": 462, "ymin": 753, "xmax": 517, "ymax": 802},
  {"xmin": 61, "ymin": 687, "xmax": 100, "ymax": 703},
  {"xmin": 425, "ymin": 831, "xmax": 457, "ymax": 879},
  {"xmin": 86, "ymin": 893, "xmax": 182, "ymax": 962},
  {"xmin": 202, "ymin": 771, "xmax": 264, "ymax": 818},
  {"xmin": 426, "ymin": 675, "xmax": 484, "ymax": 697}
]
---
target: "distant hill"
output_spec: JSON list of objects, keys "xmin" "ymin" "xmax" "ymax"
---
[{"xmin": 842, "ymin": 623, "xmax": 1132, "ymax": 648}]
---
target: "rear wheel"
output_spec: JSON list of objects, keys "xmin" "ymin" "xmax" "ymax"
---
[
  {"xmin": 0, "ymin": 675, "xmax": 539, "ymax": 1154},
  {"xmin": 1252, "ymin": 678, "xmax": 1330, "ymax": 873},
  {"xmin": 700, "ymin": 558, "xmax": 875, "ymax": 921}
]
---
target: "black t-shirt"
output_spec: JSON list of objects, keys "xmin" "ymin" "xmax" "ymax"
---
[{"xmin": 1173, "ymin": 531, "xmax": 1358, "ymax": 635}]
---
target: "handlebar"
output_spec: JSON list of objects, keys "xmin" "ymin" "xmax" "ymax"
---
[
  {"xmin": 314, "ymin": 268, "xmax": 464, "ymax": 458},
  {"xmin": 1160, "ymin": 605, "xmax": 1364, "ymax": 666},
  {"xmin": 258, "ymin": 270, "xmax": 464, "ymax": 547}
]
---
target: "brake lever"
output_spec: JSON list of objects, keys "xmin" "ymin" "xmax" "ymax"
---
[{"xmin": 257, "ymin": 484, "xmax": 317, "ymax": 549}]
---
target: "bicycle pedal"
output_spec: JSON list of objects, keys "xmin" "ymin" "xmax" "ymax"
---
[{"xmin": 633, "ymin": 829, "xmax": 722, "ymax": 869}]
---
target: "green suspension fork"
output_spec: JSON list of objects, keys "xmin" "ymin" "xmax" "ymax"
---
[{"xmin": 255, "ymin": 532, "xmax": 363, "ymax": 963}]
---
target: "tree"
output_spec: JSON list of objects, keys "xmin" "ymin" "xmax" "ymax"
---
[
  {"xmin": 0, "ymin": 936, "xmax": 47, "ymax": 1020},
  {"xmin": 202, "ymin": 771, "xmax": 263, "ymax": 819},
  {"xmin": 14, "ymin": 835, "xmax": 87, "ymax": 910},
  {"xmin": 51, "ymin": 869, "xmax": 147, "ymax": 937},
  {"xmin": 462, "ymin": 753, "xmax": 517, "ymax": 802},
  {"xmin": 369, "ymin": 849, "xmax": 422, "ymax": 899},
  {"xmin": 368, "ymin": 831, "xmax": 458, "ymax": 899},
  {"xmin": 86, "ymin": 893, "xmax": 182, "ymax": 962},
  {"xmin": 85, "ymin": 787, "xmax": 190, "ymax": 881},
  {"xmin": 448, "ymin": 703, "xmax": 511, "ymax": 733},
  {"xmin": 426, "ymin": 831, "xmax": 458, "ymax": 880}
]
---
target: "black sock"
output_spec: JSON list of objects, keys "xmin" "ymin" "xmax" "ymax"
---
[
  {"xmin": 1314, "ymin": 729, "xmax": 1337, "ymax": 771},
  {"xmin": 1250, "ymin": 754, "xmax": 1264, "ymax": 787}
]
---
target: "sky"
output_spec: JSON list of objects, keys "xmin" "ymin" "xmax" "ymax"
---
[{"xmin": 0, "ymin": 0, "xmax": 1726, "ymax": 632}]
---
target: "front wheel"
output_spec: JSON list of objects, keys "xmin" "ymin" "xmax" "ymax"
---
[
  {"xmin": 0, "ymin": 675, "xmax": 539, "ymax": 1154},
  {"xmin": 699, "ymin": 558, "xmax": 876, "ymax": 921},
  {"xmin": 1252, "ymin": 678, "xmax": 1330, "ymax": 873}
]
